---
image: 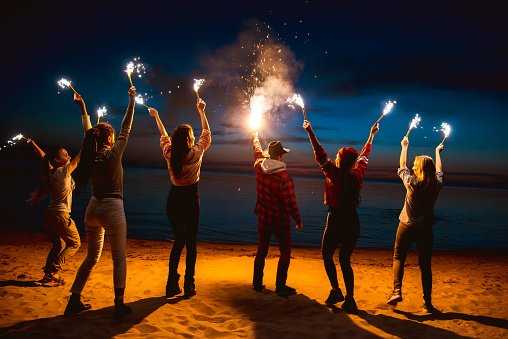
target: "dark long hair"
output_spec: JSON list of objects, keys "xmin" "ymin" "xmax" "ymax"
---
[
  {"xmin": 73, "ymin": 123, "xmax": 115, "ymax": 196},
  {"xmin": 337, "ymin": 162, "xmax": 361, "ymax": 208},
  {"xmin": 27, "ymin": 146, "xmax": 63, "ymax": 205},
  {"xmin": 169, "ymin": 124, "xmax": 193, "ymax": 180},
  {"xmin": 414, "ymin": 155, "xmax": 439, "ymax": 192}
]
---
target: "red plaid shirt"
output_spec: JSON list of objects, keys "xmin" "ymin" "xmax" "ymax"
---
[{"xmin": 253, "ymin": 137, "xmax": 302, "ymax": 231}]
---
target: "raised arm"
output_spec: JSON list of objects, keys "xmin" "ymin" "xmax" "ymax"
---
[
  {"xmin": 197, "ymin": 99, "xmax": 209, "ymax": 132},
  {"xmin": 366, "ymin": 122, "xmax": 379, "ymax": 145},
  {"xmin": 435, "ymin": 143, "xmax": 443, "ymax": 172},
  {"xmin": 400, "ymin": 137, "xmax": 409, "ymax": 168},
  {"xmin": 148, "ymin": 108, "xmax": 168, "ymax": 136},
  {"xmin": 26, "ymin": 138, "xmax": 45, "ymax": 160},
  {"xmin": 303, "ymin": 119, "xmax": 321, "ymax": 150},
  {"xmin": 67, "ymin": 149, "xmax": 82, "ymax": 174},
  {"xmin": 252, "ymin": 132, "xmax": 264, "ymax": 160},
  {"xmin": 75, "ymin": 93, "xmax": 92, "ymax": 132}
]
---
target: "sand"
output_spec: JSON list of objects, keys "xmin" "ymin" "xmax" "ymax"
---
[{"xmin": 0, "ymin": 229, "xmax": 507, "ymax": 338}]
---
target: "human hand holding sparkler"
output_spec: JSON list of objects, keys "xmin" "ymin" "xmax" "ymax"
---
[
  {"xmin": 73, "ymin": 93, "xmax": 85, "ymax": 107},
  {"xmin": 128, "ymin": 86, "xmax": 137, "ymax": 100},
  {"xmin": 436, "ymin": 143, "xmax": 444, "ymax": 153},
  {"xmin": 367, "ymin": 122, "xmax": 380, "ymax": 145},
  {"xmin": 302, "ymin": 120, "xmax": 312, "ymax": 132},
  {"xmin": 401, "ymin": 136, "xmax": 409, "ymax": 148},
  {"xmin": 197, "ymin": 98, "xmax": 206, "ymax": 113}
]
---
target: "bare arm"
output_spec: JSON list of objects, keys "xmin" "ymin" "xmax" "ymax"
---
[
  {"xmin": 67, "ymin": 149, "xmax": 82, "ymax": 174},
  {"xmin": 366, "ymin": 122, "xmax": 379, "ymax": 145},
  {"xmin": 148, "ymin": 108, "xmax": 168, "ymax": 136},
  {"xmin": 197, "ymin": 99, "xmax": 210, "ymax": 131},
  {"xmin": 400, "ymin": 137, "xmax": 408, "ymax": 168},
  {"xmin": 435, "ymin": 144, "xmax": 443, "ymax": 172},
  {"xmin": 75, "ymin": 93, "xmax": 92, "ymax": 132},
  {"xmin": 26, "ymin": 138, "xmax": 45, "ymax": 160}
]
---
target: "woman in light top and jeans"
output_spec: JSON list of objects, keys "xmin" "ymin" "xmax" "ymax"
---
[
  {"xmin": 387, "ymin": 136, "xmax": 444, "ymax": 314},
  {"xmin": 148, "ymin": 98, "xmax": 210, "ymax": 299},
  {"xmin": 26, "ymin": 94, "xmax": 86, "ymax": 284},
  {"xmin": 64, "ymin": 86, "xmax": 137, "ymax": 318}
]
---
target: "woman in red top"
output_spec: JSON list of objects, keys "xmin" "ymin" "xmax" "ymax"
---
[{"xmin": 304, "ymin": 119, "xmax": 379, "ymax": 313}]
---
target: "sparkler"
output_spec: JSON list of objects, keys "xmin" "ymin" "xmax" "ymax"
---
[
  {"xmin": 405, "ymin": 114, "xmax": 421, "ymax": 138},
  {"xmin": 57, "ymin": 78, "xmax": 78, "ymax": 95},
  {"xmin": 194, "ymin": 79, "xmax": 205, "ymax": 100},
  {"xmin": 376, "ymin": 100, "xmax": 397, "ymax": 123},
  {"xmin": 125, "ymin": 62, "xmax": 134, "ymax": 86},
  {"xmin": 135, "ymin": 95, "xmax": 150, "ymax": 109},
  {"xmin": 439, "ymin": 122, "xmax": 451, "ymax": 145},
  {"xmin": 96, "ymin": 106, "xmax": 107, "ymax": 125},
  {"xmin": 125, "ymin": 57, "xmax": 147, "ymax": 87},
  {"xmin": 287, "ymin": 94, "xmax": 306, "ymax": 120},
  {"xmin": 249, "ymin": 95, "xmax": 265, "ymax": 131},
  {"xmin": 1, "ymin": 134, "xmax": 27, "ymax": 150}
]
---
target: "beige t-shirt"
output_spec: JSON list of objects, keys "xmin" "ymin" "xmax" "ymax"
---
[
  {"xmin": 161, "ymin": 129, "xmax": 211, "ymax": 186},
  {"xmin": 47, "ymin": 165, "xmax": 75, "ymax": 213}
]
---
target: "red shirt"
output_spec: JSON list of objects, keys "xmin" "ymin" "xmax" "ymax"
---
[
  {"xmin": 253, "ymin": 138, "xmax": 302, "ymax": 231},
  {"xmin": 313, "ymin": 143, "xmax": 371, "ymax": 209}
]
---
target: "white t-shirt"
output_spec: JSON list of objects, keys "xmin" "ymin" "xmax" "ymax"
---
[{"xmin": 47, "ymin": 165, "xmax": 75, "ymax": 213}]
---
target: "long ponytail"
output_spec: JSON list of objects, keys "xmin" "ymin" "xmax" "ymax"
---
[
  {"xmin": 170, "ymin": 124, "xmax": 193, "ymax": 180},
  {"xmin": 27, "ymin": 147, "xmax": 63, "ymax": 205}
]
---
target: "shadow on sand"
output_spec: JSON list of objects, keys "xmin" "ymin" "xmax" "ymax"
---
[{"xmin": 0, "ymin": 296, "xmax": 168, "ymax": 338}]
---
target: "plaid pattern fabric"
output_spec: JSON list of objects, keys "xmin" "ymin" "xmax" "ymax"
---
[{"xmin": 253, "ymin": 138, "xmax": 302, "ymax": 231}]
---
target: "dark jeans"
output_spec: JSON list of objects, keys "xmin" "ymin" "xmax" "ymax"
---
[
  {"xmin": 392, "ymin": 221, "xmax": 434, "ymax": 301},
  {"xmin": 43, "ymin": 210, "xmax": 81, "ymax": 274},
  {"xmin": 253, "ymin": 223, "xmax": 292, "ymax": 287},
  {"xmin": 321, "ymin": 208, "xmax": 360, "ymax": 296},
  {"xmin": 166, "ymin": 182, "xmax": 200, "ymax": 286}
]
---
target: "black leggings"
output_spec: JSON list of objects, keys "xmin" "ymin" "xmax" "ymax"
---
[
  {"xmin": 166, "ymin": 182, "xmax": 200, "ymax": 285},
  {"xmin": 321, "ymin": 208, "xmax": 360, "ymax": 296}
]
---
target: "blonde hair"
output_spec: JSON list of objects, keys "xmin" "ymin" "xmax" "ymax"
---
[{"xmin": 413, "ymin": 155, "xmax": 438, "ymax": 192}]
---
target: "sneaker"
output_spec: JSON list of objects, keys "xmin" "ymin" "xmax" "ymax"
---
[
  {"xmin": 114, "ymin": 300, "xmax": 133, "ymax": 318},
  {"xmin": 40, "ymin": 272, "xmax": 65, "ymax": 284},
  {"xmin": 253, "ymin": 284, "xmax": 266, "ymax": 292},
  {"xmin": 387, "ymin": 289, "xmax": 403, "ymax": 305},
  {"xmin": 325, "ymin": 288, "xmax": 345, "ymax": 306},
  {"xmin": 341, "ymin": 295, "xmax": 358, "ymax": 314},
  {"xmin": 275, "ymin": 285, "xmax": 297, "ymax": 297},
  {"xmin": 64, "ymin": 295, "xmax": 91, "ymax": 316},
  {"xmin": 184, "ymin": 284, "xmax": 196, "ymax": 298},
  {"xmin": 423, "ymin": 300, "xmax": 442, "ymax": 314}
]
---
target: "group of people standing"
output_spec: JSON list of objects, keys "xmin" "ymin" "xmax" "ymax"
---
[{"xmin": 26, "ymin": 85, "xmax": 445, "ymax": 318}]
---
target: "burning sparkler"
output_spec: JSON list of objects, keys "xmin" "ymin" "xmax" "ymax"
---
[
  {"xmin": 57, "ymin": 78, "xmax": 78, "ymax": 95},
  {"xmin": 1, "ymin": 134, "xmax": 27, "ymax": 150},
  {"xmin": 287, "ymin": 94, "xmax": 306, "ymax": 120},
  {"xmin": 194, "ymin": 79, "xmax": 205, "ymax": 100},
  {"xmin": 249, "ymin": 95, "xmax": 266, "ymax": 131},
  {"xmin": 405, "ymin": 114, "xmax": 421, "ymax": 137},
  {"xmin": 439, "ymin": 122, "xmax": 451, "ymax": 145},
  {"xmin": 125, "ymin": 57, "xmax": 147, "ymax": 87},
  {"xmin": 135, "ymin": 95, "xmax": 150, "ymax": 109},
  {"xmin": 376, "ymin": 100, "xmax": 397, "ymax": 123},
  {"xmin": 97, "ymin": 106, "xmax": 107, "ymax": 125}
]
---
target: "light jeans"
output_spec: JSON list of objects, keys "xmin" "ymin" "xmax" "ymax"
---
[{"xmin": 70, "ymin": 197, "xmax": 127, "ymax": 294}]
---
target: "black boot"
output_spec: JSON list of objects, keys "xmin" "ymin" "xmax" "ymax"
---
[
  {"xmin": 64, "ymin": 294, "xmax": 91, "ymax": 316},
  {"xmin": 166, "ymin": 274, "xmax": 182, "ymax": 297},
  {"xmin": 184, "ymin": 282, "xmax": 196, "ymax": 298},
  {"xmin": 114, "ymin": 298, "xmax": 132, "ymax": 318}
]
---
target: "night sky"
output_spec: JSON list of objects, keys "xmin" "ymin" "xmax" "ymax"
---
[{"xmin": 2, "ymin": 1, "xmax": 507, "ymax": 188}]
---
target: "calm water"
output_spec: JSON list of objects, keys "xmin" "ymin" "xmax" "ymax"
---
[{"xmin": 2, "ymin": 163, "xmax": 507, "ymax": 249}]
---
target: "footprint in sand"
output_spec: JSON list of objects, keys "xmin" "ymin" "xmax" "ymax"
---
[
  {"xmin": 134, "ymin": 324, "xmax": 159, "ymax": 334},
  {"xmin": 190, "ymin": 302, "xmax": 215, "ymax": 316}
]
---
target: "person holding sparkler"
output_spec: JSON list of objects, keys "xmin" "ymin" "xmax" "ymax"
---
[
  {"xmin": 303, "ymin": 119, "xmax": 379, "ymax": 313},
  {"xmin": 252, "ymin": 133, "xmax": 303, "ymax": 297},
  {"xmin": 148, "ymin": 98, "xmax": 211, "ymax": 299},
  {"xmin": 64, "ymin": 86, "xmax": 137, "ymax": 318},
  {"xmin": 387, "ymin": 137, "xmax": 444, "ymax": 314},
  {"xmin": 26, "ymin": 131, "xmax": 83, "ymax": 285}
]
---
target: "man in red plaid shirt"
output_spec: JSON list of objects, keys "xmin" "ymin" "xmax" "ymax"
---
[{"xmin": 252, "ymin": 132, "xmax": 303, "ymax": 297}]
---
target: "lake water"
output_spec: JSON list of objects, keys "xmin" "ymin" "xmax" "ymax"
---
[{"xmin": 1, "ymin": 164, "xmax": 507, "ymax": 249}]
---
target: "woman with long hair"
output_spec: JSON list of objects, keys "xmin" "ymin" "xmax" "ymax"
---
[
  {"xmin": 64, "ymin": 86, "xmax": 136, "ymax": 318},
  {"xmin": 303, "ymin": 119, "xmax": 379, "ymax": 313},
  {"xmin": 148, "ymin": 98, "xmax": 210, "ymax": 299},
  {"xmin": 387, "ymin": 137, "xmax": 444, "ymax": 313},
  {"xmin": 26, "ymin": 128, "xmax": 82, "ymax": 284}
]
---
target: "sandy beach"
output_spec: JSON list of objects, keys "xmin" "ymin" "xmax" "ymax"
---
[{"xmin": 0, "ymin": 229, "xmax": 507, "ymax": 338}]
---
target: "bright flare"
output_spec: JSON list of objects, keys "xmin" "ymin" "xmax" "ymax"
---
[
  {"xmin": 405, "ymin": 113, "xmax": 421, "ymax": 137},
  {"xmin": 97, "ymin": 106, "xmax": 107, "ymax": 124},
  {"xmin": 249, "ymin": 96, "xmax": 265, "ymax": 131},
  {"xmin": 135, "ymin": 95, "xmax": 150, "ymax": 108},
  {"xmin": 440, "ymin": 122, "xmax": 451, "ymax": 145},
  {"xmin": 287, "ymin": 94, "xmax": 306, "ymax": 120},
  {"xmin": 125, "ymin": 62, "xmax": 135, "ymax": 86},
  {"xmin": 57, "ymin": 78, "xmax": 78, "ymax": 94},
  {"xmin": 194, "ymin": 79, "xmax": 205, "ymax": 99},
  {"xmin": 376, "ymin": 100, "xmax": 397, "ymax": 123}
]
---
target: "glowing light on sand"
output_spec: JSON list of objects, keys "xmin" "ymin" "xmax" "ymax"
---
[
  {"xmin": 287, "ymin": 94, "xmax": 306, "ymax": 120},
  {"xmin": 96, "ymin": 106, "xmax": 107, "ymax": 125},
  {"xmin": 194, "ymin": 79, "xmax": 205, "ymax": 99},
  {"xmin": 57, "ymin": 78, "xmax": 78, "ymax": 94},
  {"xmin": 405, "ymin": 114, "xmax": 421, "ymax": 137},
  {"xmin": 376, "ymin": 100, "xmax": 396, "ymax": 123}
]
